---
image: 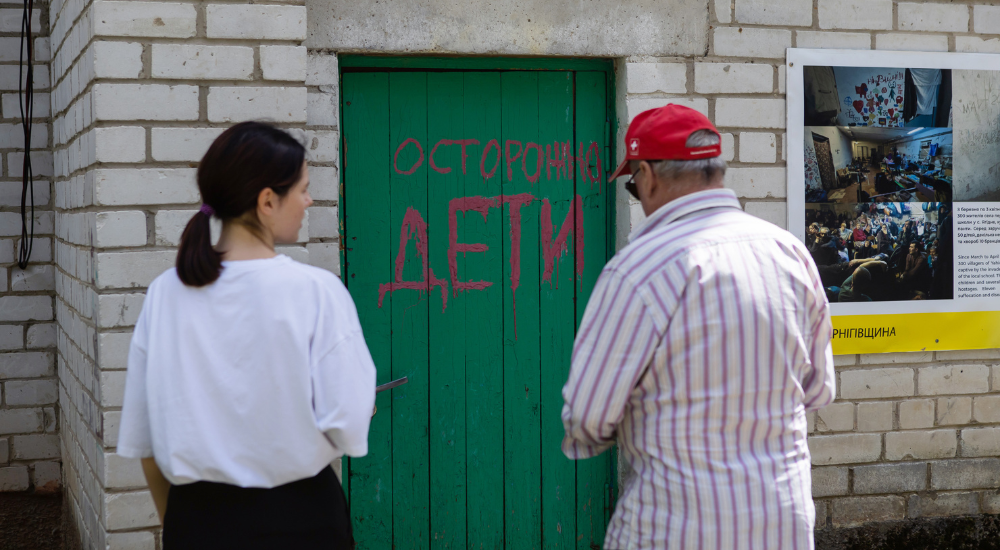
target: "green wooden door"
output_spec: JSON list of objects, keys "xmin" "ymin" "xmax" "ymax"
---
[{"xmin": 340, "ymin": 58, "xmax": 616, "ymax": 550}]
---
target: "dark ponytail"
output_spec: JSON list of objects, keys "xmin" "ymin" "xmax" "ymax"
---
[{"xmin": 176, "ymin": 121, "xmax": 307, "ymax": 286}]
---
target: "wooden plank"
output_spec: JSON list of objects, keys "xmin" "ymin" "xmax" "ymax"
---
[
  {"xmin": 389, "ymin": 71, "xmax": 431, "ymax": 550},
  {"xmin": 573, "ymin": 71, "xmax": 614, "ymax": 549},
  {"xmin": 536, "ymin": 71, "xmax": 577, "ymax": 550},
  {"xmin": 340, "ymin": 56, "xmax": 613, "ymax": 73},
  {"xmin": 342, "ymin": 71, "xmax": 394, "ymax": 550},
  {"xmin": 427, "ymin": 71, "xmax": 467, "ymax": 549},
  {"xmin": 501, "ymin": 71, "xmax": 543, "ymax": 549},
  {"xmin": 461, "ymin": 72, "xmax": 506, "ymax": 550}
]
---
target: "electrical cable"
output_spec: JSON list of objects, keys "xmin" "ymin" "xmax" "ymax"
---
[{"xmin": 17, "ymin": 0, "xmax": 34, "ymax": 269}]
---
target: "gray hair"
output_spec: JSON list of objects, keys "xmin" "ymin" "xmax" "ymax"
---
[{"xmin": 629, "ymin": 129, "xmax": 727, "ymax": 183}]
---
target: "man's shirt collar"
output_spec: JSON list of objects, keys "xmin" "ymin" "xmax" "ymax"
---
[{"xmin": 628, "ymin": 188, "xmax": 742, "ymax": 243}]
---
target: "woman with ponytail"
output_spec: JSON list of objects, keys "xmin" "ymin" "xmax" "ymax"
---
[{"xmin": 117, "ymin": 122, "xmax": 375, "ymax": 549}]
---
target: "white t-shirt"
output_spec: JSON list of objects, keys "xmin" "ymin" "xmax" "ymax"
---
[{"xmin": 117, "ymin": 255, "xmax": 377, "ymax": 488}]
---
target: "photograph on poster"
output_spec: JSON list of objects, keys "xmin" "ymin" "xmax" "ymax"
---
[
  {"xmin": 804, "ymin": 202, "xmax": 953, "ymax": 302},
  {"xmin": 804, "ymin": 126, "xmax": 952, "ymax": 203},
  {"xmin": 953, "ymin": 70, "xmax": 1000, "ymax": 201},
  {"xmin": 804, "ymin": 66, "xmax": 951, "ymax": 128}
]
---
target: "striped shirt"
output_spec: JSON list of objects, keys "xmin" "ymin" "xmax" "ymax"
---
[{"xmin": 561, "ymin": 188, "xmax": 835, "ymax": 549}]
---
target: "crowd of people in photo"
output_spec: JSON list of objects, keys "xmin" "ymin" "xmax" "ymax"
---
[{"xmin": 804, "ymin": 202, "xmax": 953, "ymax": 302}]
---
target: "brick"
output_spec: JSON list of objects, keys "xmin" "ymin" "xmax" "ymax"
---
[
  {"xmin": 0, "ymin": 326, "xmax": 21, "ymax": 350},
  {"xmin": 93, "ymin": 41, "xmax": 143, "ymax": 79},
  {"xmin": 95, "ymin": 127, "xmax": 147, "ymax": 163},
  {"xmin": 0, "ymin": 296, "xmax": 52, "ymax": 322},
  {"xmin": 886, "ymin": 430, "xmax": 957, "ymax": 461},
  {"xmin": 104, "ymin": 453, "xmax": 145, "ymax": 488},
  {"xmin": 956, "ymin": 37, "xmax": 1000, "ymax": 53},
  {"xmin": 857, "ymin": 401, "xmax": 892, "ymax": 432},
  {"xmin": 898, "ymin": 3, "xmax": 968, "ymax": 32},
  {"xmin": 795, "ymin": 31, "xmax": 872, "ymax": 50},
  {"xmin": 739, "ymin": 132, "xmax": 776, "ymax": 163},
  {"xmin": 0, "ymin": 123, "xmax": 48, "ymax": 149},
  {"xmin": 627, "ymin": 97, "xmax": 709, "ymax": 121},
  {"xmin": 834, "ymin": 354, "xmax": 857, "ymax": 367},
  {"xmin": 932, "ymin": 458, "xmax": 1000, "ymax": 490},
  {"xmin": 151, "ymin": 44, "xmax": 254, "ymax": 81},
  {"xmin": 840, "ymin": 368, "xmax": 914, "ymax": 399},
  {"xmin": 276, "ymin": 245, "xmax": 308, "ymax": 263},
  {"xmin": 94, "ymin": 168, "xmax": 199, "ymax": 206},
  {"xmin": 627, "ymin": 63, "xmax": 687, "ymax": 94},
  {"xmin": 937, "ymin": 397, "xmax": 972, "ymax": 426},
  {"xmin": 0, "ymin": 352, "xmax": 52, "ymax": 378},
  {"xmin": 809, "ymin": 433, "xmax": 881, "ymax": 465},
  {"xmin": 818, "ymin": 0, "xmax": 892, "ymax": 30},
  {"xmin": 975, "ymin": 5, "xmax": 1000, "ymax": 34},
  {"xmin": 712, "ymin": 27, "xmax": 791, "ymax": 58},
  {"xmin": 811, "ymin": 466, "xmax": 848, "ymax": 497},
  {"xmin": 0, "ymin": 66, "xmax": 47, "ymax": 92},
  {"xmin": 0, "ymin": 181, "xmax": 50, "ymax": 208},
  {"xmin": 860, "ymin": 351, "xmax": 933, "ymax": 365},
  {"xmin": 721, "ymin": 133, "xmax": 735, "ymax": 162},
  {"xmin": 918, "ymin": 365, "xmax": 990, "ymax": 395},
  {"xmin": 0, "ymin": 240, "xmax": 12, "ymax": 264},
  {"xmin": 93, "ymin": 84, "xmax": 200, "ymax": 122},
  {"xmin": 0, "ymin": 409, "xmax": 42, "ymax": 434},
  {"xmin": 808, "ymin": 411, "xmax": 816, "ymax": 433},
  {"xmin": 307, "ymin": 207, "xmax": 338, "ymax": 240},
  {"xmin": 725, "ymin": 168, "xmax": 786, "ymax": 199},
  {"xmin": 98, "ymin": 331, "xmax": 133, "ymax": 371},
  {"xmin": 206, "ymin": 4, "xmax": 307, "ymax": 40},
  {"xmin": 306, "ymin": 52, "xmax": 338, "ymax": 86},
  {"xmin": 100, "ymin": 370, "xmax": 127, "ymax": 407},
  {"xmin": 93, "ymin": 1, "xmax": 196, "ymax": 38},
  {"xmin": 0, "ymin": 438, "xmax": 6, "ymax": 463},
  {"xmin": 107, "ymin": 531, "xmax": 155, "ymax": 550},
  {"xmin": 7, "ymin": 152, "xmax": 53, "ymax": 178},
  {"xmin": 961, "ymin": 427, "xmax": 1000, "ymax": 457},
  {"xmin": 0, "ymin": 9, "xmax": 40, "ymax": 33},
  {"xmin": 984, "ymin": 493, "xmax": 1000, "ymax": 514},
  {"xmin": 909, "ymin": 492, "xmax": 979, "ymax": 518},
  {"xmin": 853, "ymin": 462, "xmax": 927, "ymax": 494},
  {"xmin": 875, "ymin": 34, "xmax": 949, "ymax": 53},
  {"xmin": 832, "ymin": 496, "xmax": 904, "ymax": 527},
  {"xmin": 715, "ymin": 99, "xmax": 784, "ymax": 129},
  {"xmin": 695, "ymin": 63, "xmax": 772, "ymax": 94},
  {"xmin": 937, "ymin": 349, "xmax": 1000, "ymax": 361},
  {"xmin": 900, "ymin": 399, "xmax": 935, "ymax": 429},
  {"xmin": 94, "ymin": 211, "xmax": 148, "ymax": 248},
  {"xmin": 735, "ymin": 0, "xmax": 812, "ymax": 26},
  {"xmin": 4, "ymin": 380, "xmax": 57, "ymax": 406},
  {"xmin": 11, "ymin": 434, "xmax": 57, "ymax": 459},
  {"xmin": 104, "ymin": 411, "xmax": 121, "ymax": 447},
  {"xmin": 0, "ymin": 465, "xmax": 28, "ymax": 491},
  {"xmin": 95, "ymin": 251, "xmax": 175, "ymax": 290},
  {"xmin": 32, "ymin": 461, "xmax": 60, "ymax": 493},
  {"xmin": 25, "ymin": 323, "xmax": 54, "ymax": 349},
  {"xmin": 308, "ymin": 93, "xmax": 338, "ymax": 127},
  {"xmin": 306, "ymin": 242, "xmax": 339, "ymax": 276},
  {"xmin": 816, "ymin": 402, "xmax": 854, "ymax": 432},
  {"xmin": 814, "ymin": 500, "xmax": 828, "ymax": 528},
  {"xmin": 207, "ymin": 87, "xmax": 307, "ymax": 123},
  {"xmin": 97, "ymin": 294, "xmax": 145, "ymax": 328},
  {"xmin": 105, "ymin": 491, "xmax": 159, "ymax": 530},
  {"xmin": 154, "ymin": 209, "xmax": 198, "ymax": 247},
  {"xmin": 151, "ymin": 128, "xmax": 226, "ymax": 162},
  {"xmin": 261, "ymin": 45, "xmax": 307, "ymax": 82},
  {"xmin": 974, "ymin": 395, "xmax": 1000, "ymax": 423}
]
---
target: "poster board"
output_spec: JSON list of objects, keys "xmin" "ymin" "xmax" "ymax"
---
[{"xmin": 788, "ymin": 49, "xmax": 1000, "ymax": 354}]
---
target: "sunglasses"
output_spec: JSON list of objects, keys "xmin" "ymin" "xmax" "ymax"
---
[{"xmin": 624, "ymin": 172, "xmax": 640, "ymax": 200}]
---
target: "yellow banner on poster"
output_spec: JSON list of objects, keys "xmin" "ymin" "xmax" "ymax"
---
[{"xmin": 832, "ymin": 311, "xmax": 1000, "ymax": 355}]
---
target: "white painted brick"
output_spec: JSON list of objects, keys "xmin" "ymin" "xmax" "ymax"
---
[
  {"xmin": 627, "ymin": 97, "xmax": 709, "ymax": 122},
  {"xmin": 306, "ymin": 52, "xmax": 338, "ymax": 86},
  {"xmin": 0, "ymin": 465, "xmax": 28, "ymax": 491},
  {"xmin": 26, "ymin": 323, "xmax": 55, "ymax": 348},
  {"xmin": 812, "ymin": 466, "xmax": 849, "ymax": 497},
  {"xmin": 100, "ymin": 370, "xmax": 126, "ymax": 407},
  {"xmin": 107, "ymin": 532, "xmax": 155, "ymax": 550},
  {"xmin": 33, "ymin": 37, "xmax": 48, "ymax": 63},
  {"xmin": 0, "ymin": 352, "xmax": 52, "ymax": 378},
  {"xmin": 694, "ymin": 63, "xmax": 773, "ymax": 94},
  {"xmin": 93, "ymin": 41, "xmax": 143, "ymax": 79},
  {"xmin": 103, "ymin": 411, "xmax": 122, "ymax": 447},
  {"xmin": 308, "ymin": 93, "xmax": 338, "ymax": 127},
  {"xmin": 154, "ymin": 209, "xmax": 207, "ymax": 247},
  {"xmin": 95, "ymin": 250, "xmax": 175, "ymax": 289},
  {"xmin": 0, "ymin": 409, "xmax": 42, "ymax": 434},
  {"xmin": 860, "ymin": 351, "xmax": 932, "ymax": 364},
  {"xmin": 841, "ymin": 367, "xmax": 914, "ymax": 399},
  {"xmin": 11, "ymin": 434, "xmax": 58, "ymax": 459},
  {"xmin": 918, "ymin": 365, "xmax": 990, "ymax": 395},
  {"xmin": 105, "ymin": 490, "xmax": 159, "ymax": 530},
  {"xmin": 961, "ymin": 427, "xmax": 1000, "ymax": 457},
  {"xmin": 151, "ymin": 127, "xmax": 226, "ymax": 162},
  {"xmin": 0, "ymin": 9, "xmax": 40, "ymax": 33},
  {"xmin": 11, "ymin": 264, "xmax": 53, "ymax": 291},
  {"xmin": 886, "ymin": 430, "xmax": 957, "ymax": 460},
  {"xmin": 715, "ymin": 98, "xmax": 785, "ymax": 129},
  {"xmin": 94, "ymin": 168, "xmax": 199, "ymax": 206},
  {"xmin": 713, "ymin": 27, "xmax": 792, "ymax": 58},
  {"xmin": 736, "ymin": 0, "xmax": 812, "ymax": 26},
  {"xmin": 0, "ymin": 65, "xmax": 47, "ymax": 92},
  {"xmin": 744, "ymin": 201, "xmax": 787, "ymax": 229},
  {"xmin": 739, "ymin": 132, "xmax": 776, "ymax": 163},
  {"xmin": 975, "ymin": 5, "xmax": 1000, "ymax": 34},
  {"xmin": 304, "ymin": 130, "xmax": 338, "ymax": 163},
  {"xmin": 32, "ymin": 461, "xmax": 60, "ymax": 492},
  {"xmin": 93, "ymin": 84, "xmax": 200, "ymax": 122},
  {"xmin": 206, "ymin": 4, "xmax": 307, "ymax": 40},
  {"xmin": 975, "ymin": 394, "xmax": 1000, "ymax": 423},
  {"xmin": 778, "ymin": 65, "xmax": 786, "ymax": 94},
  {"xmin": 0, "ymin": 325, "xmax": 21, "ymax": 350},
  {"xmin": 307, "ymin": 206, "xmax": 338, "ymax": 239},
  {"xmin": 857, "ymin": 401, "xmax": 893, "ymax": 432},
  {"xmin": 937, "ymin": 397, "xmax": 972, "ymax": 426},
  {"xmin": 956, "ymin": 36, "xmax": 1000, "ymax": 53},
  {"xmin": 818, "ymin": 0, "xmax": 892, "ymax": 30},
  {"xmin": 0, "ymin": 181, "xmax": 49, "ymax": 208},
  {"xmin": 8, "ymin": 152, "xmax": 53, "ymax": 178},
  {"xmin": 308, "ymin": 166, "xmax": 339, "ymax": 202},
  {"xmin": 626, "ymin": 63, "xmax": 687, "ymax": 94},
  {"xmin": 261, "ymin": 45, "xmax": 307, "ymax": 82},
  {"xmin": 875, "ymin": 34, "xmax": 949, "ymax": 52},
  {"xmin": 306, "ymin": 242, "xmax": 340, "ymax": 276},
  {"xmin": 809, "ymin": 433, "xmax": 881, "ymax": 465},
  {"xmin": 898, "ymin": 3, "xmax": 968, "ymax": 32},
  {"xmin": 98, "ymin": 331, "xmax": 133, "ymax": 371},
  {"xmin": 0, "ymin": 212, "xmax": 52, "ymax": 237},
  {"xmin": 5, "ymin": 380, "xmax": 57, "ymax": 406},
  {"xmin": 938, "ymin": 349, "xmax": 1000, "ymax": 361},
  {"xmin": 721, "ymin": 133, "xmax": 735, "ymax": 162},
  {"xmin": 95, "ymin": 127, "xmax": 146, "ymax": 163},
  {"xmin": 207, "ymin": 87, "xmax": 307, "ymax": 123},
  {"xmin": 0, "ymin": 239, "xmax": 13, "ymax": 264},
  {"xmin": 816, "ymin": 402, "xmax": 854, "ymax": 432},
  {"xmin": 0, "ymin": 123, "xmax": 48, "ymax": 148},
  {"xmin": 724, "ymin": 167, "xmax": 786, "ymax": 199},
  {"xmin": 97, "ymin": 293, "xmax": 145, "ymax": 328},
  {"xmin": 0, "ymin": 296, "xmax": 52, "ymax": 322},
  {"xmin": 94, "ymin": 211, "xmax": 147, "ymax": 248},
  {"xmin": 104, "ymin": 452, "xmax": 145, "ymax": 488},
  {"xmin": 151, "ymin": 44, "xmax": 254, "ymax": 81},
  {"xmin": 2, "ymin": 92, "xmax": 49, "ymax": 119},
  {"xmin": 93, "ymin": 1, "xmax": 196, "ymax": 38},
  {"xmin": 781, "ymin": 133, "xmax": 786, "ymax": 161}
]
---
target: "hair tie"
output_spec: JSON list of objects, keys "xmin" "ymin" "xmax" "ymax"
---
[{"xmin": 199, "ymin": 204, "xmax": 215, "ymax": 217}]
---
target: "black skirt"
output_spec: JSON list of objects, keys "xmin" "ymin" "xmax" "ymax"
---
[{"xmin": 163, "ymin": 466, "xmax": 353, "ymax": 549}]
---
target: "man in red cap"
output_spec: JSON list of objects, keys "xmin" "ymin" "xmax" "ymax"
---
[{"xmin": 561, "ymin": 104, "xmax": 835, "ymax": 549}]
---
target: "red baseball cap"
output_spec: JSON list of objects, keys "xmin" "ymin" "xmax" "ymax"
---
[{"xmin": 609, "ymin": 104, "xmax": 722, "ymax": 181}]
